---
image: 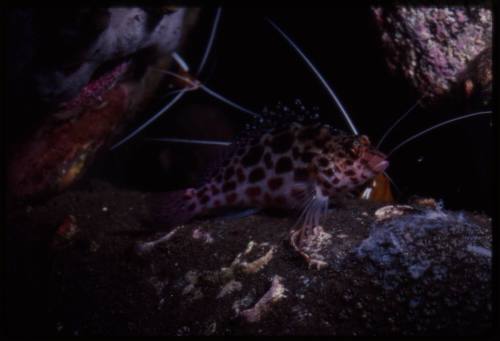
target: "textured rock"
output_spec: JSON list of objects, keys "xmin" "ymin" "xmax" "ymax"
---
[
  {"xmin": 372, "ymin": 5, "xmax": 492, "ymax": 102},
  {"xmin": 6, "ymin": 8, "xmax": 200, "ymax": 199}
]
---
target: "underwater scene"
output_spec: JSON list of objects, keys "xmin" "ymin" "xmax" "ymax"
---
[{"xmin": 4, "ymin": 4, "xmax": 495, "ymax": 336}]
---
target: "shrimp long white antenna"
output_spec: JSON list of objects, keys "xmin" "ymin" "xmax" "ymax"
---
[
  {"xmin": 150, "ymin": 68, "xmax": 261, "ymax": 118},
  {"xmin": 197, "ymin": 7, "xmax": 222, "ymax": 74},
  {"xmin": 146, "ymin": 137, "xmax": 231, "ymax": 146},
  {"xmin": 376, "ymin": 96, "xmax": 425, "ymax": 149},
  {"xmin": 111, "ymin": 8, "xmax": 222, "ymax": 150},
  {"xmin": 199, "ymin": 84, "xmax": 261, "ymax": 118},
  {"xmin": 387, "ymin": 110, "xmax": 492, "ymax": 158},
  {"xmin": 171, "ymin": 52, "xmax": 190, "ymax": 72},
  {"xmin": 382, "ymin": 171, "xmax": 401, "ymax": 195},
  {"xmin": 110, "ymin": 90, "xmax": 193, "ymax": 150},
  {"xmin": 267, "ymin": 19, "xmax": 359, "ymax": 135}
]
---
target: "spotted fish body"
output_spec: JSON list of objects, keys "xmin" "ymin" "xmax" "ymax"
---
[{"xmin": 155, "ymin": 122, "xmax": 388, "ymax": 227}]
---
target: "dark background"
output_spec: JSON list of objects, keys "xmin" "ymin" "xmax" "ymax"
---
[
  {"xmin": 2, "ymin": 5, "xmax": 495, "ymax": 337},
  {"xmin": 96, "ymin": 6, "xmax": 494, "ymax": 215}
]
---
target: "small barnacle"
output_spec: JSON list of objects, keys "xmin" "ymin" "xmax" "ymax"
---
[
  {"xmin": 135, "ymin": 226, "xmax": 183, "ymax": 255},
  {"xmin": 464, "ymin": 79, "xmax": 474, "ymax": 97},
  {"xmin": 216, "ymin": 280, "xmax": 242, "ymax": 299},
  {"xmin": 240, "ymin": 246, "xmax": 276, "ymax": 274},
  {"xmin": 409, "ymin": 197, "xmax": 438, "ymax": 209},
  {"xmin": 192, "ymin": 227, "xmax": 214, "ymax": 243},
  {"xmin": 240, "ymin": 275, "xmax": 286, "ymax": 323},
  {"xmin": 374, "ymin": 205, "xmax": 417, "ymax": 221}
]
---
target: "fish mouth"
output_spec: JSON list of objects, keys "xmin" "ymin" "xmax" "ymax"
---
[
  {"xmin": 367, "ymin": 152, "xmax": 389, "ymax": 173},
  {"xmin": 372, "ymin": 160, "xmax": 389, "ymax": 173}
]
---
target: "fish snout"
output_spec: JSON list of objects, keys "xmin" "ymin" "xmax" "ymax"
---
[{"xmin": 367, "ymin": 151, "xmax": 389, "ymax": 173}]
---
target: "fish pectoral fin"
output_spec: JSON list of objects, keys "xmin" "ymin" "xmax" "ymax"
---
[
  {"xmin": 289, "ymin": 186, "xmax": 331, "ymax": 267},
  {"xmin": 292, "ymin": 186, "xmax": 329, "ymax": 237},
  {"xmin": 214, "ymin": 207, "xmax": 262, "ymax": 220}
]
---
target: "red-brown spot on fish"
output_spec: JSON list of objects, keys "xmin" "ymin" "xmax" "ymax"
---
[
  {"xmin": 197, "ymin": 187, "xmax": 208, "ymax": 199},
  {"xmin": 263, "ymin": 153, "xmax": 273, "ymax": 169},
  {"xmin": 246, "ymin": 186, "xmax": 261, "ymax": 197},
  {"xmin": 241, "ymin": 145, "xmax": 264, "ymax": 167},
  {"xmin": 324, "ymin": 168, "xmax": 334, "ymax": 177},
  {"xmin": 318, "ymin": 157, "xmax": 329, "ymax": 168},
  {"xmin": 268, "ymin": 177, "xmax": 283, "ymax": 191},
  {"xmin": 322, "ymin": 179, "xmax": 332, "ymax": 189},
  {"xmin": 248, "ymin": 167, "xmax": 265, "ymax": 183},
  {"xmin": 294, "ymin": 167, "xmax": 309, "ymax": 182},
  {"xmin": 236, "ymin": 167, "xmax": 245, "ymax": 182},
  {"xmin": 271, "ymin": 131, "xmax": 294, "ymax": 154},
  {"xmin": 211, "ymin": 184, "xmax": 220, "ymax": 195},
  {"xmin": 264, "ymin": 192, "xmax": 272, "ymax": 205},
  {"xmin": 275, "ymin": 157, "xmax": 293, "ymax": 174},
  {"xmin": 222, "ymin": 181, "xmax": 236, "ymax": 192},
  {"xmin": 345, "ymin": 169, "xmax": 356, "ymax": 177},
  {"xmin": 291, "ymin": 187, "xmax": 306, "ymax": 200},
  {"xmin": 274, "ymin": 195, "xmax": 286, "ymax": 206},
  {"xmin": 226, "ymin": 192, "xmax": 237, "ymax": 204},
  {"xmin": 301, "ymin": 152, "xmax": 315, "ymax": 163}
]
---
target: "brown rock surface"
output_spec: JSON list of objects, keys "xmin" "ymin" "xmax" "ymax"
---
[{"xmin": 5, "ymin": 179, "xmax": 492, "ymax": 336}]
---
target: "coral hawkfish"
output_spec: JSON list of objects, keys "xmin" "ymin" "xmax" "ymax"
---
[{"xmin": 153, "ymin": 122, "xmax": 389, "ymax": 246}]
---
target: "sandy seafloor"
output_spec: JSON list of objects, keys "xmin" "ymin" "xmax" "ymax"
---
[{"xmin": 4, "ymin": 175, "xmax": 493, "ymax": 336}]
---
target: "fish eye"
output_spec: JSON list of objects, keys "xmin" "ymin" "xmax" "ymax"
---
[
  {"xmin": 349, "ymin": 140, "xmax": 360, "ymax": 156},
  {"xmin": 360, "ymin": 135, "xmax": 370, "ymax": 146}
]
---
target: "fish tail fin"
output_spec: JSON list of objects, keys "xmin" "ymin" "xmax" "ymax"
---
[{"xmin": 149, "ymin": 188, "xmax": 199, "ymax": 228}]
